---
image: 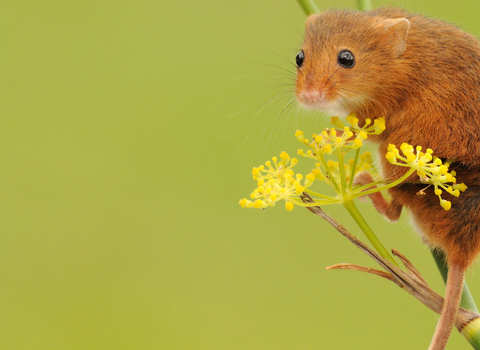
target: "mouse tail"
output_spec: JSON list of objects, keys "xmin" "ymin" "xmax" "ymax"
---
[{"xmin": 428, "ymin": 263, "xmax": 465, "ymax": 350}]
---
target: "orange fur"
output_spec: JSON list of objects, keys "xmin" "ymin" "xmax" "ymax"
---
[{"xmin": 295, "ymin": 8, "xmax": 480, "ymax": 349}]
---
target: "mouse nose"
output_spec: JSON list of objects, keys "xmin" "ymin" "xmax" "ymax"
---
[{"xmin": 299, "ymin": 89, "xmax": 325, "ymax": 104}]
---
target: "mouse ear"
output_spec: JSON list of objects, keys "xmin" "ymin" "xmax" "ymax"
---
[{"xmin": 377, "ymin": 18, "xmax": 410, "ymax": 56}]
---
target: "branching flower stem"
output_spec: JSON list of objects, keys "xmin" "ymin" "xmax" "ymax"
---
[
  {"xmin": 337, "ymin": 148, "xmax": 348, "ymax": 197},
  {"xmin": 348, "ymin": 148, "xmax": 361, "ymax": 189},
  {"xmin": 349, "ymin": 169, "xmax": 416, "ymax": 200}
]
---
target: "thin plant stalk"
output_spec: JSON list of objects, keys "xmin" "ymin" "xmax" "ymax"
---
[
  {"xmin": 337, "ymin": 149, "xmax": 348, "ymax": 197},
  {"xmin": 317, "ymin": 154, "xmax": 341, "ymax": 193},
  {"xmin": 343, "ymin": 200, "xmax": 399, "ymax": 267},
  {"xmin": 432, "ymin": 249, "xmax": 478, "ymax": 312},
  {"xmin": 348, "ymin": 148, "xmax": 361, "ymax": 189},
  {"xmin": 296, "ymin": 0, "xmax": 319, "ymax": 15},
  {"xmin": 357, "ymin": 0, "xmax": 372, "ymax": 11}
]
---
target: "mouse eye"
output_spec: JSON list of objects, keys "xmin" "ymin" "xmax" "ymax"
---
[
  {"xmin": 296, "ymin": 50, "xmax": 305, "ymax": 67},
  {"xmin": 337, "ymin": 49, "xmax": 355, "ymax": 68}
]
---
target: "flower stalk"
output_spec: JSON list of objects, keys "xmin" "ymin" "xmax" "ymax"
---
[
  {"xmin": 343, "ymin": 200, "xmax": 398, "ymax": 267},
  {"xmin": 357, "ymin": 0, "xmax": 372, "ymax": 11},
  {"xmin": 432, "ymin": 249, "xmax": 478, "ymax": 313},
  {"xmin": 296, "ymin": 0, "xmax": 319, "ymax": 15}
]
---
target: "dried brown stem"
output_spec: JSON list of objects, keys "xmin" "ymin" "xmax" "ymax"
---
[{"xmin": 326, "ymin": 263, "xmax": 396, "ymax": 282}]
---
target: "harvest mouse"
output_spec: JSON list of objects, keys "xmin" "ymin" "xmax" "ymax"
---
[{"xmin": 295, "ymin": 7, "xmax": 480, "ymax": 350}]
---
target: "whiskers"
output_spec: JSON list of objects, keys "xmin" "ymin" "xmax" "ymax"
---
[
  {"xmin": 226, "ymin": 11, "xmax": 311, "ymax": 156},
  {"xmin": 258, "ymin": 95, "xmax": 298, "ymax": 154},
  {"xmin": 222, "ymin": 61, "xmax": 297, "ymax": 151}
]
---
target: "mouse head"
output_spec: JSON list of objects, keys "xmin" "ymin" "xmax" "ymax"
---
[{"xmin": 295, "ymin": 10, "xmax": 410, "ymax": 117}]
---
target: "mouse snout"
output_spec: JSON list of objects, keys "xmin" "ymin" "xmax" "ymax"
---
[
  {"xmin": 296, "ymin": 73, "xmax": 351, "ymax": 116},
  {"xmin": 298, "ymin": 89, "xmax": 326, "ymax": 105}
]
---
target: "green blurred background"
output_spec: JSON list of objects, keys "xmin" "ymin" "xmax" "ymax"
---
[{"xmin": 1, "ymin": 0, "xmax": 480, "ymax": 349}]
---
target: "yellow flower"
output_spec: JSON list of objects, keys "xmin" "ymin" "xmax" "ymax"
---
[
  {"xmin": 297, "ymin": 115, "xmax": 387, "ymax": 162},
  {"xmin": 385, "ymin": 144, "xmax": 467, "ymax": 210},
  {"xmin": 239, "ymin": 152, "xmax": 312, "ymax": 210}
]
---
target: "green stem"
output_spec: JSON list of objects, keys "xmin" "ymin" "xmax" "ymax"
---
[
  {"xmin": 349, "ymin": 168, "xmax": 417, "ymax": 200},
  {"xmin": 462, "ymin": 319, "xmax": 480, "ymax": 349},
  {"xmin": 431, "ymin": 249, "xmax": 478, "ymax": 312},
  {"xmin": 301, "ymin": 189, "xmax": 335, "ymax": 200},
  {"xmin": 318, "ymin": 154, "xmax": 341, "ymax": 194},
  {"xmin": 296, "ymin": 0, "xmax": 320, "ymax": 15},
  {"xmin": 348, "ymin": 148, "xmax": 361, "ymax": 190},
  {"xmin": 343, "ymin": 200, "xmax": 399, "ymax": 267},
  {"xmin": 357, "ymin": 0, "xmax": 372, "ymax": 11},
  {"xmin": 337, "ymin": 149, "xmax": 348, "ymax": 196}
]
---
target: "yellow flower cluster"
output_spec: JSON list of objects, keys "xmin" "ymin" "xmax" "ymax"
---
[
  {"xmin": 240, "ymin": 115, "xmax": 382, "ymax": 210},
  {"xmin": 296, "ymin": 116, "xmax": 385, "ymax": 156},
  {"xmin": 239, "ymin": 114, "xmax": 466, "ymax": 211},
  {"xmin": 239, "ymin": 151, "xmax": 309, "ymax": 211},
  {"xmin": 386, "ymin": 143, "xmax": 467, "ymax": 210}
]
